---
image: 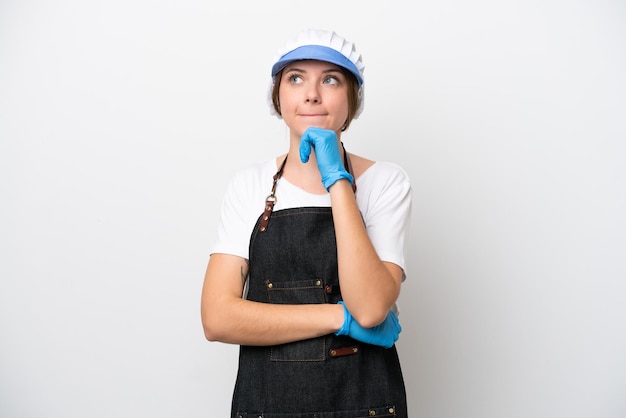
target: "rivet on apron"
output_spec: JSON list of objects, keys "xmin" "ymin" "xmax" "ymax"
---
[
  {"xmin": 265, "ymin": 279, "xmax": 273, "ymax": 289},
  {"xmin": 315, "ymin": 280, "xmax": 321, "ymax": 286},
  {"xmin": 389, "ymin": 407, "xmax": 395, "ymax": 414},
  {"xmin": 369, "ymin": 410, "xmax": 376, "ymax": 416}
]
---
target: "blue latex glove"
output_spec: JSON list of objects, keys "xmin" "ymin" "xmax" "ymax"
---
[
  {"xmin": 335, "ymin": 301, "xmax": 401, "ymax": 348},
  {"xmin": 299, "ymin": 127, "xmax": 354, "ymax": 191}
]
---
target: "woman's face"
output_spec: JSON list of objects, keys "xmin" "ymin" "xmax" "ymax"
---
[{"xmin": 278, "ymin": 60, "xmax": 350, "ymax": 137}]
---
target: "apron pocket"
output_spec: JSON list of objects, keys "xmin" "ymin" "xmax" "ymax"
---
[
  {"xmin": 266, "ymin": 278, "xmax": 326, "ymax": 304},
  {"xmin": 266, "ymin": 278, "xmax": 327, "ymax": 362},
  {"xmin": 236, "ymin": 404, "xmax": 398, "ymax": 417},
  {"xmin": 270, "ymin": 337, "xmax": 325, "ymax": 362}
]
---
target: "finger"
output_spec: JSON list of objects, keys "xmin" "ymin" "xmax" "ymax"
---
[
  {"xmin": 392, "ymin": 313, "xmax": 402, "ymax": 334},
  {"xmin": 299, "ymin": 133, "xmax": 312, "ymax": 163},
  {"xmin": 391, "ymin": 311, "xmax": 400, "ymax": 325}
]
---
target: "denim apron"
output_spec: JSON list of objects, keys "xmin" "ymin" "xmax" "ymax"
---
[{"xmin": 231, "ymin": 154, "xmax": 408, "ymax": 418}]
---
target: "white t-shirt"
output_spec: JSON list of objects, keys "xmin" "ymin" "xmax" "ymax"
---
[{"xmin": 209, "ymin": 157, "xmax": 412, "ymax": 276}]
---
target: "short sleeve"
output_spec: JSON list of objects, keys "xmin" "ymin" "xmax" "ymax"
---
[
  {"xmin": 208, "ymin": 161, "xmax": 273, "ymax": 260},
  {"xmin": 357, "ymin": 162, "xmax": 412, "ymax": 275}
]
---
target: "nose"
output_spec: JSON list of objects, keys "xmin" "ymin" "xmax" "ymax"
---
[{"xmin": 305, "ymin": 84, "xmax": 321, "ymax": 104}]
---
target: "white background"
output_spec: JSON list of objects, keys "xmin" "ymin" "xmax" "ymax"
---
[{"xmin": 1, "ymin": 1, "xmax": 625, "ymax": 417}]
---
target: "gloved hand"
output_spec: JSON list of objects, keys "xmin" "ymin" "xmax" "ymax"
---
[
  {"xmin": 299, "ymin": 127, "xmax": 354, "ymax": 191},
  {"xmin": 335, "ymin": 301, "xmax": 401, "ymax": 348}
]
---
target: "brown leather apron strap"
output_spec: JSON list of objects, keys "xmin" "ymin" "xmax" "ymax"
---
[
  {"xmin": 259, "ymin": 147, "xmax": 356, "ymax": 232},
  {"xmin": 342, "ymin": 142, "xmax": 357, "ymax": 193},
  {"xmin": 259, "ymin": 155, "xmax": 288, "ymax": 232}
]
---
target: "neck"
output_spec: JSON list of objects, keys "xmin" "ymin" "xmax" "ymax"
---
[{"xmin": 280, "ymin": 129, "xmax": 346, "ymax": 194}]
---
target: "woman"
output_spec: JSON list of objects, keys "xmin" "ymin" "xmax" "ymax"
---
[{"xmin": 201, "ymin": 28, "xmax": 412, "ymax": 417}]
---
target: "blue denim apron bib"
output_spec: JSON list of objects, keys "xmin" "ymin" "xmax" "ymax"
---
[{"xmin": 231, "ymin": 154, "xmax": 407, "ymax": 417}]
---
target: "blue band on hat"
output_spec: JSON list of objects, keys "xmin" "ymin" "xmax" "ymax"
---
[{"xmin": 271, "ymin": 45, "xmax": 363, "ymax": 86}]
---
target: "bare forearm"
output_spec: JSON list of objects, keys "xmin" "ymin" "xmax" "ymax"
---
[
  {"xmin": 202, "ymin": 297, "xmax": 344, "ymax": 346},
  {"xmin": 329, "ymin": 180, "xmax": 401, "ymax": 326}
]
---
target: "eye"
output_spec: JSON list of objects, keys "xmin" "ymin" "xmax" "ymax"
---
[
  {"xmin": 323, "ymin": 75, "xmax": 340, "ymax": 85},
  {"xmin": 287, "ymin": 73, "xmax": 303, "ymax": 84}
]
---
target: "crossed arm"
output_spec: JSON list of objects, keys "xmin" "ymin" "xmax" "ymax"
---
[
  {"xmin": 200, "ymin": 179, "xmax": 403, "ymax": 346},
  {"xmin": 201, "ymin": 128, "xmax": 405, "ymax": 346}
]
